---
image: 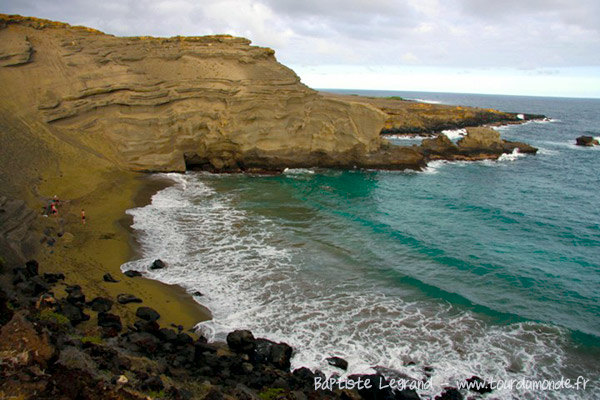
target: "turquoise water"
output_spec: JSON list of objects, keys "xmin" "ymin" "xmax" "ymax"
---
[{"xmin": 124, "ymin": 91, "xmax": 600, "ymax": 399}]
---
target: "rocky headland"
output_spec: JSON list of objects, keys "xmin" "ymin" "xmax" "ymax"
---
[
  {"xmin": 1, "ymin": 14, "xmax": 541, "ymax": 400},
  {"xmin": 321, "ymin": 92, "xmax": 546, "ymax": 136}
]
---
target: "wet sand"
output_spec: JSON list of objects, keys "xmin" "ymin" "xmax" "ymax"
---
[{"xmin": 36, "ymin": 169, "xmax": 210, "ymax": 334}]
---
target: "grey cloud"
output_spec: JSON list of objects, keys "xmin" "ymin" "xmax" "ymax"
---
[
  {"xmin": 458, "ymin": 0, "xmax": 600, "ymax": 31},
  {"xmin": 258, "ymin": 0, "xmax": 418, "ymax": 41},
  {"xmin": 1, "ymin": 0, "xmax": 598, "ymax": 70}
]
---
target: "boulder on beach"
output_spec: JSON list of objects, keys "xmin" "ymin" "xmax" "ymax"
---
[
  {"xmin": 102, "ymin": 273, "xmax": 119, "ymax": 283},
  {"xmin": 117, "ymin": 294, "xmax": 143, "ymax": 304},
  {"xmin": 123, "ymin": 270, "xmax": 143, "ymax": 278},
  {"xmin": 88, "ymin": 297, "xmax": 113, "ymax": 313},
  {"xmin": 136, "ymin": 306, "xmax": 161, "ymax": 322}
]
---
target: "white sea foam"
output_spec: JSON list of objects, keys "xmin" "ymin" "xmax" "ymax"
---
[
  {"xmin": 384, "ymin": 134, "xmax": 430, "ymax": 140},
  {"xmin": 498, "ymin": 148, "xmax": 525, "ymax": 162},
  {"xmin": 283, "ymin": 168, "xmax": 316, "ymax": 175},
  {"xmin": 441, "ymin": 128, "xmax": 467, "ymax": 141},
  {"xmin": 495, "ymin": 118, "xmax": 557, "ymax": 132},
  {"xmin": 537, "ymin": 147, "xmax": 560, "ymax": 156},
  {"xmin": 122, "ymin": 172, "xmax": 597, "ymax": 399},
  {"xmin": 410, "ymin": 98, "xmax": 443, "ymax": 104}
]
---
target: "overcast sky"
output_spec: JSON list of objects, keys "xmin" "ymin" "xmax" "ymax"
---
[{"xmin": 2, "ymin": 0, "xmax": 600, "ymax": 97}]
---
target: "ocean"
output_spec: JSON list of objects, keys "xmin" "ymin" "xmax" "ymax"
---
[{"xmin": 122, "ymin": 90, "xmax": 600, "ymax": 399}]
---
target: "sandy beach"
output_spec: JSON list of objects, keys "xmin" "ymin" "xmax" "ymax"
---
[{"xmin": 35, "ymin": 169, "xmax": 210, "ymax": 334}]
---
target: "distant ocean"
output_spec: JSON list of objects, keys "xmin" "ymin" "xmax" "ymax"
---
[{"xmin": 122, "ymin": 90, "xmax": 600, "ymax": 399}]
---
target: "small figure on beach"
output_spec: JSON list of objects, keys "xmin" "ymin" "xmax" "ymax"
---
[
  {"xmin": 81, "ymin": 209, "xmax": 86, "ymax": 225},
  {"xmin": 50, "ymin": 202, "xmax": 58, "ymax": 216}
]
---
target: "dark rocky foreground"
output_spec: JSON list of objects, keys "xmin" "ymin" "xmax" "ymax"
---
[{"xmin": 0, "ymin": 258, "xmax": 494, "ymax": 400}]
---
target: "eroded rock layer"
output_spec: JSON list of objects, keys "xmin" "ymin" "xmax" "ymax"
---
[{"xmin": 0, "ymin": 14, "xmax": 396, "ymax": 172}]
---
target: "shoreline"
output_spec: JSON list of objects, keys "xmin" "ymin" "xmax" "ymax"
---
[
  {"xmin": 36, "ymin": 169, "xmax": 210, "ymax": 333},
  {"xmin": 120, "ymin": 173, "xmax": 213, "ymax": 327},
  {"xmin": 123, "ymin": 173, "xmax": 213, "ymax": 325}
]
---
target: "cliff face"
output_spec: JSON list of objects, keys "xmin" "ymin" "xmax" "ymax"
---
[{"xmin": 0, "ymin": 15, "xmax": 390, "ymax": 174}]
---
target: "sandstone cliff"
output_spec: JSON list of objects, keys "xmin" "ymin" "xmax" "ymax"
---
[{"xmin": 0, "ymin": 14, "xmax": 396, "ymax": 177}]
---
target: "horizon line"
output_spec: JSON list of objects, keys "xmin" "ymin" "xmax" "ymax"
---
[{"xmin": 315, "ymin": 87, "xmax": 600, "ymax": 101}]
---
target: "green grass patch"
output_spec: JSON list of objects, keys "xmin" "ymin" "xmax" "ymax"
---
[
  {"xmin": 38, "ymin": 309, "xmax": 70, "ymax": 325},
  {"xmin": 146, "ymin": 389, "xmax": 166, "ymax": 399},
  {"xmin": 81, "ymin": 335, "xmax": 103, "ymax": 345},
  {"xmin": 259, "ymin": 388, "xmax": 287, "ymax": 400}
]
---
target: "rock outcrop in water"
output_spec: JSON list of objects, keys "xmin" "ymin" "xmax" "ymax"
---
[
  {"xmin": 575, "ymin": 135, "xmax": 599, "ymax": 147},
  {"xmin": 419, "ymin": 127, "xmax": 537, "ymax": 161}
]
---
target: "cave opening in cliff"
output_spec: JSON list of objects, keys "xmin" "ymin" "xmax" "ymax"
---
[{"xmin": 183, "ymin": 153, "xmax": 211, "ymax": 171}]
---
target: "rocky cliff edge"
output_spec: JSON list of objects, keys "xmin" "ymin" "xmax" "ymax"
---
[{"xmin": 0, "ymin": 14, "xmax": 411, "ymax": 175}]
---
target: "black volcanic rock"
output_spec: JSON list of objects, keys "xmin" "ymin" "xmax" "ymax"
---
[
  {"xmin": 97, "ymin": 312, "xmax": 122, "ymax": 332},
  {"xmin": 102, "ymin": 273, "xmax": 119, "ymax": 283},
  {"xmin": 58, "ymin": 301, "xmax": 90, "ymax": 325},
  {"xmin": 158, "ymin": 328, "xmax": 178, "ymax": 342},
  {"xmin": 150, "ymin": 259, "xmax": 166, "ymax": 270},
  {"xmin": 43, "ymin": 272, "xmax": 65, "ymax": 283},
  {"xmin": 128, "ymin": 332, "xmax": 161, "ymax": 354},
  {"xmin": 66, "ymin": 287, "xmax": 85, "ymax": 305},
  {"xmin": 254, "ymin": 338, "xmax": 293, "ymax": 370},
  {"xmin": 0, "ymin": 289, "xmax": 14, "ymax": 326},
  {"xmin": 117, "ymin": 293, "xmax": 142, "ymax": 304},
  {"xmin": 136, "ymin": 306, "xmax": 161, "ymax": 322},
  {"xmin": 326, "ymin": 356, "xmax": 348, "ymax": 371},
  {"xmin": 435, "ymin": 387, "xmax": 463, "ymax": 400},
  {"xmin": 123, "ymin": 270, "xmax": 142, "ymax": 278},
  {"xmin": 25, "ymin": 259, "xmax": 39, "ymax": 277},
  {"xmin": 576, "ymin": 135, "xmax": 599, "ymax": 146},
  {"xmin": 88, "ymin": 297, "xmax": 113, "ymax": 313},
  {"xmin": 465, "ymin": 376, "xmax": 492, "ymax": 394},
  {"xmin": 227, "ymin": 330, "xmax": 256, "ymax": 353},
  {"xmin": 134, "ymin": 319, "xmax": 160, "ymax": 334}
]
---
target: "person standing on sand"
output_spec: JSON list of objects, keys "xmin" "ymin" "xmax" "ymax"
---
[
  {"xmin": 81, "ymin": 209, "xmax": 86, "ymax": 225},
  {"xmin": 50, "ymin": 202, "xmax": 58, "ymax": 216}
]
